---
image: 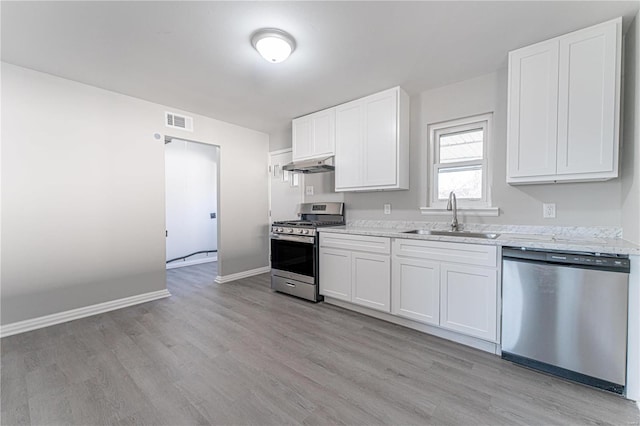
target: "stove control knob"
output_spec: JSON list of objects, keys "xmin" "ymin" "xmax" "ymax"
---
[
  {"xmin": 296, "ymin": 229, "xmax": 303, "ymax": 234},
  {"xmin": 303, "ymin": 229, "xmax": 309, "ymax": 234},
  {"xmin": 287, "ymin": 228, "xmax": 293, "ymax": 233}
]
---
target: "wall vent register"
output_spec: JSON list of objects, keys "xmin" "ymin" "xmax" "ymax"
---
[{"xmin": 165, "ymin": 111, "xmax": 194, "ymax": 132}]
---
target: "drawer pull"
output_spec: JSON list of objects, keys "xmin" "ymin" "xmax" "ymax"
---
[{"xmin": 285, "ymin": 282, "xmax": 296, "ymax": 288}]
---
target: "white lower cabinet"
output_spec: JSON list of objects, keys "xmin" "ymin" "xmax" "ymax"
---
[
  {"xmin": 392, "ymin": 238, "xmax": 499, "ymax": 342},
  {"xmin": 352, "ymin": 252, "xmax": 391, "ymax": 312},
  {"xmin": 319, "ymin": 248, "xmax": 351, "ymax": 301},
  {"xmin": 391, "ymin": 257, "xmax": 440, "ymax": 325},
  {"xmin": 319, "ymin": 233, "xmax": 391, "ymax": 313},
  {"xmin": 439, "ymin": 263, "xmax": 498, "ymax": 341},
  {"xmin": 320, "ymin": 233, "xmax": 500, "ymax": 345}
]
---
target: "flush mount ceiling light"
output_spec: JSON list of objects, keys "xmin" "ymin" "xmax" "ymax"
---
[{"xmin": 251, "ymin": 28, "xmax": 296, "ymax": 63}]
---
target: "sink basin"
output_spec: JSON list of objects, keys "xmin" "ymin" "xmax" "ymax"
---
[{"xmin": 402, "ymin": 229, "xmax": 500, "ymax": 239}]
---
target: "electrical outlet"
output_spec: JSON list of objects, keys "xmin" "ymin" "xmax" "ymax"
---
[
  {"xmin": 383, "ymin": 203, "xmax": 391, "ymax": 215},
  {"xmin": 543, "ymin": 203, "xmax": 556, "ymax": 218},
  {"xmin": 305, "ymin": 185, "xmax": 314, "ymax": 196}
]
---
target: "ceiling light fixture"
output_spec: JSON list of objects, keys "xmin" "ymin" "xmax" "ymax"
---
[{"xmin": 251, "ymin": 28, "xmax": 296, "ymax": 63}]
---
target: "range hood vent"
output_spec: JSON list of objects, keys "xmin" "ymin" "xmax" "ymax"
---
[{"xmin": 282, "ymin": 157, "xmax": 335, "ymax": 174}]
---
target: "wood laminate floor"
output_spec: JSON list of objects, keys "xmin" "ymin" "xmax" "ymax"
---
[{"xmin": 2, "ymin": 263, "xmax": 639, "ymax": 425}]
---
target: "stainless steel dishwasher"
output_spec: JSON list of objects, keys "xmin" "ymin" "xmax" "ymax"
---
[{"xmin": 501, "ymin": 247, "xmax": 630, "ymax": 394}]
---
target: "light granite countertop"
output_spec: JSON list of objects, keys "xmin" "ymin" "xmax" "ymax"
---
[{"xmin": 319, "ymin": 224, "xmax": 640, "ymax": 255}]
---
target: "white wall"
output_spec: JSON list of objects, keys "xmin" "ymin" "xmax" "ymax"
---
[
  {"xmin": 302, "ymin": 65, "xmax": 634, "ymax": 230},
  {"xmin": 165, "ymin": 140, "xmax": 218, "ymax": 263},
  {"xmin": 622, "ymin": 13, "xmax": 640, "ymax": 245},
  {"xmin": 1, "ymin": 63, "xmax": 269, "ymax": 325},
  {"xmin": 269, "ymin": 125, "xmax": 292, "ymax": 152}
]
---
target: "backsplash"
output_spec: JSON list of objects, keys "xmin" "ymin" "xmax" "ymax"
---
[{"xmin": 347, "ymin": 220, "xmax": 623, "ymax": 239}]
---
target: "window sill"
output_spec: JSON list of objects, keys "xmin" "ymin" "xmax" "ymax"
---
[{"xmin": 419, "ymin": 206, "xmax": 500, "ymax": 217}]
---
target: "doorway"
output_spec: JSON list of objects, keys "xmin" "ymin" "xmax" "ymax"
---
[{"xmin": 165, "ymin": 138, "xmax": 219, "ymax": 270}]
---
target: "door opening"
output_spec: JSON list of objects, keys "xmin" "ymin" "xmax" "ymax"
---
[{"xmin": 165, "ymin": 137, "xmax": 220, "ymax": 271}]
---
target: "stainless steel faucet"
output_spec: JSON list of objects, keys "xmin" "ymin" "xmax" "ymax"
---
[{"xmin": 446, "ymin": 191, "xmax": 458, "ymax": 231}]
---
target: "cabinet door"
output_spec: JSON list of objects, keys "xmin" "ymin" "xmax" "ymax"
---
[
  {"xmin": 292, "ymin": 116, "xmax": 313, "ymax": 161},
  {"xmin": 392, "ymin": 257, "xmax": 440, "ymax": 325},
  {"xmin": 439, "ymin": 263, "xmax": 497, "ymax": 341},
  {"xmin": 311, "ymin": 109, "xmax": 335, "ymax": 158},
  {"xmin": 352, "ymin": 252, "xmax": 391, "ymax": 312},
  {"xmin": 556, "ymin": 21, "xmax": 619, "ymax": 176},
  {"xmin": 362, "ymin": 89, "xmax": 398, "ymax": 187},
  {"xmin": 335, "ymin": 101, "xmax": 363, "ymax": 189},
  {"xmin": 319, "ymin": 248, "xmax": 351, "ymax": 301},
  {"xmin": 507, "ymin": 40, "xmax": 559, "ymax": 179}
]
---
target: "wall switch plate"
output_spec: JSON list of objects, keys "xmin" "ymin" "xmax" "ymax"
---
[
  {"xmin": 383, "ymin": 203, "xmax": 391, "ymax": 215},
  {"xmin": 305, "ymin": 185, "xmax": 314, "ymax": 196},
  {"xmin": 543, "ymin": 203, "xmax": 556, "ymax": 218}
]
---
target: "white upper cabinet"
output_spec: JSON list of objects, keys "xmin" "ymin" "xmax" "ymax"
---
[
  {"xmin": 334, "ymin": 102, "xmax": 362, "ymax": 189},
  {"xmin": 507, "ymin": 40, "xmax": 559, "ymax": 178},
  {"xmin": 557, "ymin": 22, "xmax": 618, "ymax": 175},
  {"xmin": 507, "ymin": 18, "xmax": 621, "ymax": 184},
  {"xmin": 335, "ymin": 87, "xmax": 410, "ymax": 192},
  {"xmin": 292, "ymin": 108, "xmax": 335, "ymax": 161}
]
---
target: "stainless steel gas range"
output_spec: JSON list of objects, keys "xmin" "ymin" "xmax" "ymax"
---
[{"xmin": 270, "ymin": 202, "xmax": 345, "ymax": 302}]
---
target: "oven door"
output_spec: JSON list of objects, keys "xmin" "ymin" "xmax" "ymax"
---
[{"xmin": 270, "ymin": 234, "xmax": 316, "ymax": 279}]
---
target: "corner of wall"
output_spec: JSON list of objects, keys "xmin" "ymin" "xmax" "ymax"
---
[
  {"xmin": 269, "ymin": 125, "xmax": 293, "ymax": 152},
  {"xmin": 621, "ymin": 12, "xmax": 640, "ymax": 245}
]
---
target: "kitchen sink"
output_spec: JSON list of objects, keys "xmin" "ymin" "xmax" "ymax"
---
[{"xmin": 402, "ymin": 229, "xmax": 500, "ymax": 239}]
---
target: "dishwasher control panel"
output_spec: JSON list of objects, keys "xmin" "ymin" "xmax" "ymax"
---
[
  {"xmin": 546, "ymin": 253, "xmax": 629, "ymax": 268},
  {"xmin": 503, "ymin": 247, "xmax": 630, "ymax": 272}
]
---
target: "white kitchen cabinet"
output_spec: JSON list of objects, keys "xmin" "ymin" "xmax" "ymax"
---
[
  {"xmin": 352, "ymin": 252, "xmax": 391, "ymax": 312},
  {"xmin": 335, "ymin": 87, "xmax": 409, "ymax": 192},
  {"xmin": 391, "ymin": 256, "xmax": 440, "ymax": 325},
  {"xmin": 292, "ymin": 108, "xmax": 335, "ymax": 161},
  {"xmin": 507, "ymin": 18, "xmax": 621, "ymax": 184},
  {"xmin": 319, "ymin": 247, "xmax": 351, "ymax": 301},
  {"xmin": 391, "ymin": 238, "xmax": 499, "ymax": 342},
  {"xmin": 319, "ymin": 233, "xmax": 391, "ymax": 313},
  {"xmin": 439, "ymin": 263, "xmax": 497, "ymax": 341},
  {"xmin": 507, "ymin": 39, "xmax": 559, "ymax": 179}
]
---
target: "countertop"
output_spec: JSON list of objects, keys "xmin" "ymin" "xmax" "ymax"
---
[{"xmin": 319, "ymin": 226, "xmax": 640, "ymax": 255}]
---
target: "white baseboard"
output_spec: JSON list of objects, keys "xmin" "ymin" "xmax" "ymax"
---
[
  {"xmin": 215, "ymin": 266, "xmax": 270, "ymax": 284},
  {"xmin": 0, "ymin": 289, "xmax": 172, "ymax": 338},
  {"xmin": 166, "ymin": 255, "xmax": 217, "ymax": 270},
  {"xmin": 324, "ymin": 297, "xmax": 500, "ymax": 355}
]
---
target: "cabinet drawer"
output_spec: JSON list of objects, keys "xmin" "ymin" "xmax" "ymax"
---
[
  {"xmin": 320, "ymin": 233, "xmax": 390, "ymax": 254},
  {"xmin": 393, "ymin": 238, "xmax": 497, "ymax": 268}
]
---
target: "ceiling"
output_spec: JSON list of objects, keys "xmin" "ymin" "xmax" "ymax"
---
[{"xmin": 2, "ymin": 1, "xmax": 638, "ymax": 136}]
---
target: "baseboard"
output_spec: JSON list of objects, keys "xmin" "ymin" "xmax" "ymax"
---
[
  {"xmin": 166, "ymin": 255, "xmax": 217, "ymax": 270},
  {"xmin": 324, "ymin": 297, "xmax": 500, "ymax": 355},
  {"xmin": 215, "ymin": 266, "xmax": 270, "ymax": 284},
  {"xmin": 0, "ymin": 289, "xmax": 172, "ymax": 338}
]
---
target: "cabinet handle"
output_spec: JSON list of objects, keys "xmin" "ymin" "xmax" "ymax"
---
[{"xmin": 285, "ymin": 282, "xmax": 296, "ymax": 288}]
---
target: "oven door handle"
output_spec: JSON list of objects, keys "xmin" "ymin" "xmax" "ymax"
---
[{"xmin": 270, "ymin": 234, "xmax": 315, "ymax": 244}]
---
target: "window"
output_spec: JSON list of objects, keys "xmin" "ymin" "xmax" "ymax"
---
[{"xmin": 428, "ymin": 113, "xmax": 492, "ymax": 208}]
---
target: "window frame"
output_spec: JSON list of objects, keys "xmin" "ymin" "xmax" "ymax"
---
[{"xmin": 428, "ymin": 113, "xmax": 493, "ymax": 209}]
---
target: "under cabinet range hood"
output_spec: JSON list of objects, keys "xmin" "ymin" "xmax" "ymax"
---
[{"xmin": 282, "ymin": 157, "xmax": 334, "ymax": 174}]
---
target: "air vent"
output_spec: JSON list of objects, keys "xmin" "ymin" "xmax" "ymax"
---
[{"xmin": 165, "ymin": 111, "xmax": 193, "ymax": 132}]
